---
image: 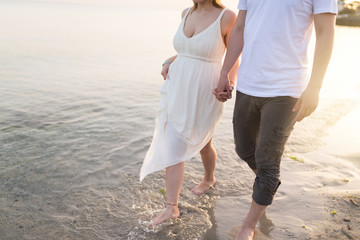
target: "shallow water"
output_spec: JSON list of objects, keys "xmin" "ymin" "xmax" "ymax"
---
[{"xmin": 0, "ymin": 1, "xmax": 360, "ymax": 239}]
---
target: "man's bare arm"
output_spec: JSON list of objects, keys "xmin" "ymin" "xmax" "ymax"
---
[
  {"xmin": 293, "ymin": 13, "xmax": 336, "ymax": 121},
  {"xmin": 214, "ymin": 10, "xmax": 247, "ymax": 101}
]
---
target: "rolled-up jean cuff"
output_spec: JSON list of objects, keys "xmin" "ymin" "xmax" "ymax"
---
[
  {"xmin": 252, "ymin": 191, "xmax": 274, "ymax": 206},
  {"xmin": 252, "ymin": 178, "xmax": 281, "ymax": 206},
  {"xmin": 246, "ymin": 161, "xmax": 257, "ymax": 171}
]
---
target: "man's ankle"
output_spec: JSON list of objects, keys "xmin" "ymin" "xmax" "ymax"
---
[{"xmin": 241, "ymin": 221, "xmax": 257, "ymax": 230}]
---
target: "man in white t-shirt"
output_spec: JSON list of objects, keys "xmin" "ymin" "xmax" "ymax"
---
[{"xmin": 213, "ymin": 0, "xmax": 337, "ymax": 239}]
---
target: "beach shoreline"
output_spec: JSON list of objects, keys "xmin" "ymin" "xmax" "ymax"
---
[
  {"xmin": 337, "ymin": 1, "xmax": 360, "ymax": 27},
  {"xmin": 1, "ymin": 1, "xmax": 359, "ymax": 239},
  {"xmin": 337, "ymin": 14, "xmax": 360, "ymax": 27}
]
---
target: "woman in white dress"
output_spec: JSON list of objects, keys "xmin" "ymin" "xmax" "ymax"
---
[{"xmin": 140, "ymin": 0, "xmax": 238, "ymax": 226}]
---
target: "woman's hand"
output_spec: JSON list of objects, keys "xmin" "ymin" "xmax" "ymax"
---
[{"xmin": 161, "ymin": 63, "xmax": 171, "ymax": 80}]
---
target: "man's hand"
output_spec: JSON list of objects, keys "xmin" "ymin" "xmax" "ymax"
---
[
  {"xmin": 213, "ymin": 88, "xmax": 232, "ymax": 102},
  {"xmin": 213, "ymin": 72, "xmax": 233, "ymax": 102},
  {"xmin": 292, "ymin": 87, "xmax": 320, "ymax": 122}
]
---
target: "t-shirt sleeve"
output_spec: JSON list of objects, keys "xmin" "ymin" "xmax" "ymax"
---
[
  {"xmin": 237, "ymin": 0, "xmax": 247, "ymax": 10},
  {"xmin": 313, "ymin": 0, "xmax": 338, "ymax": 15}
]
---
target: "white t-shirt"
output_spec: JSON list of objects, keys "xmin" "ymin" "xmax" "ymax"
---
[{"xmin": 237, "ymin": 0, "xmax": 337, "ymax": 98}]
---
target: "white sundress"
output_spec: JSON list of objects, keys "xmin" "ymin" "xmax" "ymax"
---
[{"xmin": 140, "ymin": 8, "xmax": 228, "ymax": 181}]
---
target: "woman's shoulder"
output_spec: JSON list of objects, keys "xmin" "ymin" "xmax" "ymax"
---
[
  {"xmin": 220, "ymin": 9, "xmax": 237, "ymax": 36},
  {"xmin": 221, "ymin": 8, "xmax": 236, "ymax": 28},
  {"xmin": 181, "ymin": 7, "xmax": 191, "ymax": 19},
  {"xmin": 222, "ymin": 8, "xmax": 237, "ymax": 23}
]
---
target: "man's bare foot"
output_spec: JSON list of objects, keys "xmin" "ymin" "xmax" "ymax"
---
[
  {"xmin": 235, "ymin": 223, "xmax": 255, "ymax": 240},
  {"xmin": 149, "ymin": 205, "xmax": 180, "ymax": 227},
  {"xmin": 191, "ymin": 178, "xmax": 216, "ymax": 195}
]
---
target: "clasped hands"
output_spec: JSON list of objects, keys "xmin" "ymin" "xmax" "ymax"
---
[{"xmin": 212, "ymin": 74, "xmax": 234, "ymax": 102}]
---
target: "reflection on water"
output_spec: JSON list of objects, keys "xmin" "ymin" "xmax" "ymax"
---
[
  {"xmin": 0, "ymin": 1, "xmax": 359, "ymax": 240},
  {"xmin": 259, "ymin": 212, "xmax": 275, "ymax": 236}
]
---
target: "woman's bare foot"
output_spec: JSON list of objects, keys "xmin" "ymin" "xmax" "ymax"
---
[
  {"xmin": 235, "ymin": 223, "xmax": 255, "ymax": 240},
  {"xmin": 149, "ymin": 205, "xmax": 180, "ymax": 227},
  {"xmin": 191, "ymin": 177, "xmax": 216, "ymax": 195}
]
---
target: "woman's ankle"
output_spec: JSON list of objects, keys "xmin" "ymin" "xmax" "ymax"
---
[
  {"xmin": 165, "ymin": 202, "xmax": 178, "ymax": 211},
  {"xmin": 203, "ymin": 175, "xmax": 216, "ymax": 183}
]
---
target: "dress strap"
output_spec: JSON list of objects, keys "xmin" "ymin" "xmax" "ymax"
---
[
  {"xmin": 183, "ymin": 7, "xmax": 192, "ymax": 20},
  {"xmin": 216, "ymin": 8, "xmax": 228, "ymax": 22}
]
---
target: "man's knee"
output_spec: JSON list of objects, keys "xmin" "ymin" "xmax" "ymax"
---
[{"xmin": 235, "ymin": 146, "xmax": 257, "ymax": 170}]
